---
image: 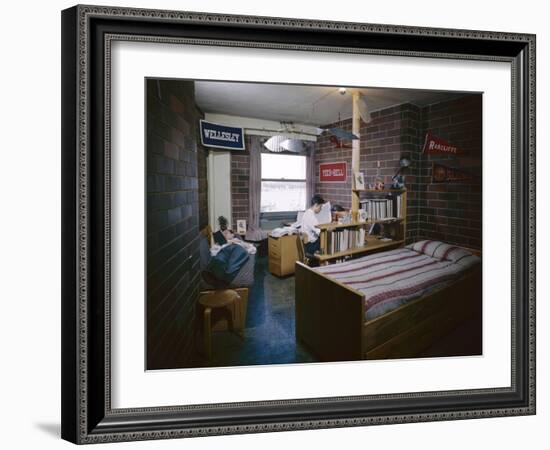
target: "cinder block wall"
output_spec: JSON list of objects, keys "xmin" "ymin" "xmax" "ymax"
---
[{"xmin": 146, "ymin": 79, "xmax": 207, "ymax": 369}]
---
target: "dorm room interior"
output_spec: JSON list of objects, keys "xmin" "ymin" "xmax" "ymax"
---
[{"xmin": 146, "ymin": 79, "xmax": 482, "ymax": 370}]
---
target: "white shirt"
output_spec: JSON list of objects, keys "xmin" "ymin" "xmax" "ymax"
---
[{"xmin": 301, "ymin": 208, "xmax": 321, "ymax": 243}]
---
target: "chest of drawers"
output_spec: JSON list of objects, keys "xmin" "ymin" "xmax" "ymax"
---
[{"xmin": 268, "ymin": 234, "xmax": 299, "ymax": 277}]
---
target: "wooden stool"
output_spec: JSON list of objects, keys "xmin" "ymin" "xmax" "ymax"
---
[{"xmin": 199, "ymin": 289, "xmax": 242, "ymax": 359}]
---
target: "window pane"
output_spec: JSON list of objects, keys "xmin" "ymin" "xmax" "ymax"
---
[
  {"xmin": 261, "ymin": 153, "xmax": 306, "ymax": 180},
  {"xmin": 261, "ymin": 181, "xmax": 306, "ymax": 212}
]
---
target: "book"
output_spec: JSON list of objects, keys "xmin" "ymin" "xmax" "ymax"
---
[
  {"xmin": 360, "ymin": 193, "xmax": 403, "ymax": 221},
  {"xmin": 325, "ymin": 226, "xmax": 369, "ymax": 255}
]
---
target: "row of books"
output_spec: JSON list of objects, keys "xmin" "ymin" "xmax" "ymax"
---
[
  {"xmin": 360, "ymin": 196, "xmax": 403, "ymax": 220},
  {"xmin": 326, "ymin": 227, "xmax": 367, "ymax": 255}
]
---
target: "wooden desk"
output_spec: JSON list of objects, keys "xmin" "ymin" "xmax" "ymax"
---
[{"xmin": 268, "ymin": 234, "xmax": 299, "ymax": 276}]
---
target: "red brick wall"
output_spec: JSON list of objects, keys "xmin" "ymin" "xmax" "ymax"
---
[
  {"xmin": 225, "ymin": 96, "xmax": 481, "ymax": 248},
  {"xmin": 230, "ymin": 137, "xmax": 251, "ymax": 231},
  {"xmin": 313, "ymin": 96, "xmax": 481, "ymax": 248},
  {"xmin": 314, "ymin": 103, "xmax": 422, "ymax": 242},
  {"xmin": 314, "ymin": 125, "xmax": 352, "ymax": 208},
  {"xmin": 418, "ymin": 95, "xmax": 482, "ymax": 249}
]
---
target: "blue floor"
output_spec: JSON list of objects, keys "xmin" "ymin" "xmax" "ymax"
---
[
  {"xmin": 187, "ymin": 256, "xmax": 480, "ymax": 368},
  {"xmin": 191, "ymin": 256, "xmax": 317, "ymax": 368}
]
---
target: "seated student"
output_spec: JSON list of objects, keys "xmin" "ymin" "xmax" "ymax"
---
[{"xmin": 301, "ymin": 194, "xmax": 325, "ymax": 255}]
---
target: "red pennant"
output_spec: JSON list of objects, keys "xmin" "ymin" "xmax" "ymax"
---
[
  {"xmin": 432, "ymin": 162, "xmax": 473, "ymax": 183},
  {"xmin": 423, "ymin": 132, "xmax": 465, "ymax": 156}
]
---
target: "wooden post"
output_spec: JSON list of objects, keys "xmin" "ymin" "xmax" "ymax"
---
[{"xmin": 351, "ymin": 91, "xmax": 361, "ymax": 221}]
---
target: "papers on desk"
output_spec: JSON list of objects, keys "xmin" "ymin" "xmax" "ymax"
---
[
  {"xmin": 270, "ymin": 226, "xmax": 299, "ymax": 238},
  {"xmin": 316, "ymin": 201, "xmax": 332, "ymax": 224},
  {"xmin": 271, "ymin": 203, "xmax": 331, "ymax": 238}
]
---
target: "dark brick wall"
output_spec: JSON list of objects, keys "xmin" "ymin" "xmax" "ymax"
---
[
  {"xmin": 146, "ymin": 79, "xmax": 206, "ymax": 369},
  {"xmin": 313, "ymin": 96, "xmax": 481, "ymax": 247},
  {"xmin": 417, "ymin": 95, "xmax": 482, "ymax": 249},
  {"xmin": 314, "ymin": 103, "xmax": 423, "ymax": 242}
]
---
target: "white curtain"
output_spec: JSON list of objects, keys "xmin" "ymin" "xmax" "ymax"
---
[
  {"xmin": 245, "ymin": 136, "xmax": 267, "ymax": 241},
  {"xmin": 305, "ymin": 141, "xmax": 316, "ymax": 206}
]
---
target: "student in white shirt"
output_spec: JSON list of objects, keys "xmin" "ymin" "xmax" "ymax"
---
[{"xmin": 301, "ymin": 194, "xmax": 325, "ymax": 254}]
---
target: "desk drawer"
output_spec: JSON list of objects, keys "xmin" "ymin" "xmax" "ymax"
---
[
  {"xmin": 268, "ymin": 259, "xmax": 282, "ymax": 276},
  {"xmin": 268, "ymin": 237, "xmax": 280, "ymax": 251},
  {"xmin": 269, "ymin": 247, "xmax": 281, "ymax": 259}
]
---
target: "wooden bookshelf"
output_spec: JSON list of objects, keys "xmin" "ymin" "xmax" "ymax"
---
[
  {"xmin": 315, "ymin": 236, "xmax": 405, "ymax": 263},
  {"xmin": 352, "ymin": 188, "xmax": 406, "ymax": 193},
  {"xmin": 317, "ymin": 218, "xmax": 403, "ymax": 231},
  {"xmin": 314, "ymin": 189, "xmax": 407, "ymax": 265}
]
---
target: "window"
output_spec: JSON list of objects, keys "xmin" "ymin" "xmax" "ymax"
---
[{"xmin": 261, "ymin": 153, "xmax": 307, "ymax": 213}]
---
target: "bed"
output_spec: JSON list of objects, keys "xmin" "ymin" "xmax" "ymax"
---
[
  {"xmin": 295, "ymin": 240, "xmax": 482, "ymax": 361},
  {"xmin": 199, "ymin": 226, "xmax": 256, "ymax": 331}
]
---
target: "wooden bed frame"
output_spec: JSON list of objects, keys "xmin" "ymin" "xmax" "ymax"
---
[
  {"xmin": 295, "ymin": 248, "xmax": 482, "ymax": 361},
  {"xmin": 199, "ymin": 225, "xmax": 249, "ymax": 332}
]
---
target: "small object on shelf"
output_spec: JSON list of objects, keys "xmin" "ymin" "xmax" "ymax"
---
[
  {"xmin": 331, "ymin": 204, "xmax": 347, "ymax": 223},
  {"xmin": 391, "ymin": 175, "xmax": 406, "ymax": 189},
  {"xmin": 368, "ymin": 223, "xmax": 381, "ymax": 235},
  {"xmin": 337, "ymin": 212, "xmax": 352, "ymax": 225},
  {"xmin": 374, "ymin": 178, "xmax": 385, "ymax": 190}
]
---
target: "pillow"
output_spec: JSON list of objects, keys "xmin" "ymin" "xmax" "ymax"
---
[
  {"xmin": 406, "ymin": 240, "xmax": 481, "ymax": 268},
  {"xmin": 406, "ymin": 240, "xmax": 453, "ymax": 259}
]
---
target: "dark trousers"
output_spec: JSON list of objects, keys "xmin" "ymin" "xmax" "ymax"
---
[{"xmin": 305, "ymin": 239, "xmax": 321, "ymax": 255}]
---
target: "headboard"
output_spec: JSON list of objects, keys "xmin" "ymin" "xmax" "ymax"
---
[
  {"xmin": 200, "ymin": 225, "xmax": 213, "ymax": 247},
  {"xmin": 461, "ymin": 246, "xmax": 481, "ymax": 257}
]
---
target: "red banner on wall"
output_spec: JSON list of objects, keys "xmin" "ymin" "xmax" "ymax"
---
[
  {"xmin": 319, "ymin": 162, "xmax": 347, "ymax": 182},
  {"xmin": 423, "ymin": 132, "xmax": 465, "ymax": 156}
]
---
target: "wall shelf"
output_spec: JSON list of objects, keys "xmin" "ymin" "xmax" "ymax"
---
[{"xmin": 315, "ymin": 190, "xmax": 407, "ymax": 265}]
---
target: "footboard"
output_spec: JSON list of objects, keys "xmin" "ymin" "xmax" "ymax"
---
[
  {"xmin": 295, "ymin": 262, "xmax": 365, "ymax": 361},
  {"xmin": 363, "ymin": 265, "xmax": 483, "ymax": 359}
]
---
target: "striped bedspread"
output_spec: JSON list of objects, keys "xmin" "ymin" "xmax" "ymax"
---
[{"xmin": 315, "ymin": 244, "xmax": 480, "ymax": 322}]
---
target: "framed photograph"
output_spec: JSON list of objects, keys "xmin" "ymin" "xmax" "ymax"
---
[
  {"xmin": 354, "ymin": 171, "xmax": 366, "ymax": 190},
  {"xmin": 236, "ymin": 219, "xmax": 247, "ymax": 235},
  {"xmin": 61, "ymin": 5, "xmax": 535, "ymax": 444}
]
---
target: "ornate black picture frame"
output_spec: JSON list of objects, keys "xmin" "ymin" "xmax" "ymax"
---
[{"xmin": 61, "ymin": 4, "xmax": 536, "ymax": 444}]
